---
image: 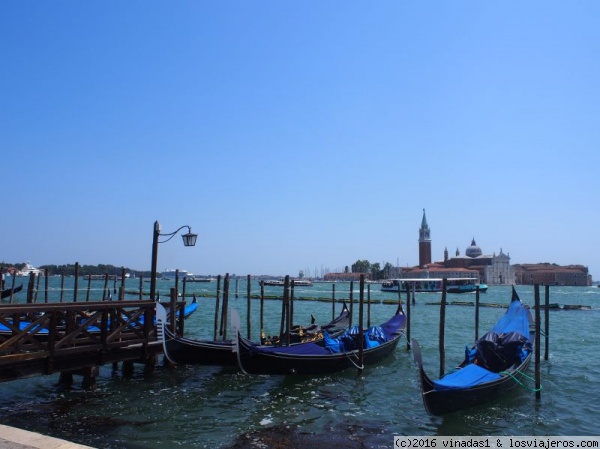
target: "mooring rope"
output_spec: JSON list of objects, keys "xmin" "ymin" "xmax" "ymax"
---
[
  {"xmin": 343, "ymin": 350, "xmax": 365, "ymax": 370},
  {"xmin": 500, "ymin": 369, "xmax": 542, "ymax": 392}
]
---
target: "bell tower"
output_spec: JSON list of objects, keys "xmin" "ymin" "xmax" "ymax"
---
[{"xmin": 419, "ymin": 209, "xmax": 432, "ymax": 267}]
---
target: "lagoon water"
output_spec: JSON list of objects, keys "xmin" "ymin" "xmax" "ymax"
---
[{"xmin": 1, "ymin": 278, "xmax": 599, "ymax": 447}]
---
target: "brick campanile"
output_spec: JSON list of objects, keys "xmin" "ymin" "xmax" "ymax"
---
[{"xmin": 418, "ymin": 209, "xmax": 432, "ymax": 267}]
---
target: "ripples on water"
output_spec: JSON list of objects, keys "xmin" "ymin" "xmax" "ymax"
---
[{"xmin": 0, "ymin": 281, "xmax": 599, "ymax": 447}]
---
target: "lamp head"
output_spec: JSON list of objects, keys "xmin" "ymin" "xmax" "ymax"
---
[{"xmin": 181, "ymin": 229, "xmax": 198, "ymax": 247}]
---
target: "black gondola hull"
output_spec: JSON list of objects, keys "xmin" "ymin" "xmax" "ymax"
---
[
  {"xmin": 237, "ymin": 333, "xmax": 402, "ymax": 375},
  {"xmin": 1, "ymin": 284, "xmax": 23, "ymax": 300},
  {"xmin": 164, "ymin": 328, "xmax": 236, "ymax": 365},
  {"xmin": 163, "ymin": 303, "xmax": 351, "ymax": 366}
]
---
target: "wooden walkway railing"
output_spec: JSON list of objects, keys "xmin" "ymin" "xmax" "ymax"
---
[{"xmin": 0, "ymin": 300, "xmax": 173, "ymax": 384}]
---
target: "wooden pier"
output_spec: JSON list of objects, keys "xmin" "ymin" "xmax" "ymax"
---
[{"xmin": 0, "ymin": 299, "xmax": 179, "ymax": 387}]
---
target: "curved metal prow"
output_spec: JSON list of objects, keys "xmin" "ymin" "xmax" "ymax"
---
[{"xmin": 156, "ymin": 303, "xmax": 176, "ymax": 365}]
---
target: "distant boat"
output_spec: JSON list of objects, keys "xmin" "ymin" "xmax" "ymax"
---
[
  {"xmin": 184, "ymin": 276, "xmax": 214, "ymax": 283},
  {"xmin": 263, "ymin": 279, "xmax": 313, "ymax": 287},
  {"xmin": 161, "ymin": 269, "xmax": 189, "ymax": 280},
  {"xmin": 381, "ymin": 278, "xmax": 487, "ymax": 294},
  {"xmin": 16, "ymin": 262, "xmax": 44, "ymax": 277},
  {"xmin": 263, "ymin": 279, "xmax": 285, "ymax": 286}
]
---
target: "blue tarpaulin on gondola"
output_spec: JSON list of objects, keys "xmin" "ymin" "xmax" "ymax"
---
[
  {"xmin": 433, "ymin": 363, "xmax": 502, "ymax": 390},
  {"xmin": 491, "ymin": 288, "xmax": 531, "ymax": 336}
]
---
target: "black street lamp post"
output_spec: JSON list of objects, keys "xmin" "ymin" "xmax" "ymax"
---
[{"xmin": 150, "ymin": 220, "xmax": 197, "ymax": 301}]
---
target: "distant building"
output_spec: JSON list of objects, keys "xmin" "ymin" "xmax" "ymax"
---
[
  {"xmin": 323, "ymin": 272, "xmax": 371, "ymax": 282},
  {"xmin": 400, "ymin": 211, "xmax": 514, "ymax": 285},
  {"xmin": 418, "ymin": 209, "xmax": 432, "ymax": 267},
  {"xmin": 513, "ymin": 264, "xmax": 590, "ymax": 286}
]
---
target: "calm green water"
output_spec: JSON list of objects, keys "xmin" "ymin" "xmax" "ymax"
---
[{"xmin": 1, "ymin": 278, "xmax": 599, "ymax": 447}]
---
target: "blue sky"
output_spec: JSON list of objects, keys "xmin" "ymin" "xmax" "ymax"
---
[{"xmin": 2, "ymin": 1, "xmax": 599, "ymax": 278}]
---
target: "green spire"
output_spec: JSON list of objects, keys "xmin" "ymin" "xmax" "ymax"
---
[{"xmin": 421, "ymin": 208, "xmax": 429, "ymax": 229}]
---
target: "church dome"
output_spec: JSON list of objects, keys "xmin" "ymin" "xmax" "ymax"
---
[{"xmin": 465, "ymin": 238, "xmax": 482, "ymax": 258}]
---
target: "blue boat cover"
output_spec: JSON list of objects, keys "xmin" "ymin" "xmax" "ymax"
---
[
  {"xmin": 251, "ymin": 341, "xmax": 330, "ymax": 355},
  {"xmin": 433, "ymin": 363, "xmax": 502, "ymax": 390},
  {"xmin": 325, "ymin": 312, "xmax": 406, "ymax": 353},
  {"xmin": 491, "ymin": 293, "xmax": 530, "ymax": 337},
  {"xmin": 253, "ymin": 312, "xmax": 406, "ymax": 356}
]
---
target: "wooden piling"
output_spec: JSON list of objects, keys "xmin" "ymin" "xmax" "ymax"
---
[
  {"xmin": 331, "ymin": 283, "xmax": 336, "ymax": 321},
  {"xmin": 247, "ymin": 274, "xmax": 252, "ymax": 339},
  {"xmin": 86, "ymin": 275, "xmax": 92, "ymax": 301},
  {"xmin": 122, "ymin": 361, "xmax": 134, "ymax": 379},
  {"xmin": 405, "ymin": 285, "xmax": 411, "ymax": 350},
  {"xmin": 120, "ymin": 267, "xmax": 126, "ymax": 300},
  {"xmin": 367, "ymin": 284, "xmax": 371, "ymax": 328},
  {"xmin": 475, "ymin": 285, "xmax": 480, "ymax": 342},
  {"xmin": 27, "ymin": 273, "xmax": 35, "ymax": 303},
  {"xmin": 260, "ymin": 280, "xmax": 265, "ymax": 340},
  {"xmin": 349, "ymin": 281, "xmax": 354, "ymax": 328},
  {"xmin": 9, "ymin": 271, "xmax": 17, "ymax": 304},
  {"xmin": 139, "ymin": 276, "xmax": 143, "ymax": 299},
  {"xmin": 279, "ymin": 277, "xmax": 287, "ymax": 344},
  {"xmin": 60, "ymin": 274, "xmax": 65, "ymax": 303},
  {"xmin": 544, "ymin": 284, "xmax": 550, "ymax": 361},
  {"xmin": 439, "ymin": 278, "xmax": 447, "ymax": 378},
  {"xmin": 44, "ymin": 269, "xmax": 49, "ymax": 303},
  {"xmin": 214, "ymin": 275, "xmax": 222, "ymax": 340},
  {"xmin": 290, "ymin": 281, "xmax": 295, "ymax": 330},
  {"xmin": 535, "ymin": 284, "xmax": 541, "ymax": 399},
  {"xmin": 285, "ymin": 276, "xmax": 291, "ymax": 346},
  {"xmin": 74, "ymin": 262, "xmax": 79, "ymax": 302},
  {"xmin": 169, "ymin": 288, "xmax": 177, "ymax": 334},
  {"xmin": 34, "ymin": 272, "xmax": 41, "ymax": 302},
  {"xmin": 358, "ymin": 274, "xmax": 365, "ymax": 371},
  {"xmin": 221, "ymin": 274, "xmax": 229, "ymax": 339},
  {"xmin": 103, "ymin": 274, "xmax": 109, "ymax": 300}
]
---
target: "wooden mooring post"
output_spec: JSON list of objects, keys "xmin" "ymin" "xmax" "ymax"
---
[
  {"xmin": 475, "ymin": 285, "xmax": 480, "ymax": 342},
  {"xmin": 349, "ymin": 281, "xmax": 354, "ymax": 328},
  {"xmin": 214, "ymin": 275, "xmax": 221, "ymax": 340},
  {"xmin": 439, "ymin": 278, "xmax": 447, "ymax": 378},
  {"xmin": 357, "ymin": 274, "xmax": 365, "ymax": 371},
  {"xmin": 259, "ymin": 280, "xmax": 265, "ymax": 340},
  {"xmin": 246, "ymin": 274, "xmax": 252, "ymax": 339},
  {"xmin": 367, "ymin": 284, "xmax": 371, "ymax": 328},
  {"xmin": 331, "ymin": 283, "xmax": 336, "ymax": 321},
  {"xmin": 534, "ymin": 284, "xmax": 542, "ymax": 399},
  {"xmin": 220, "ymin": 274, "xmax": 230, "ymax": 339},
  {"xmin": 405, "ymin": 283, "xmax": 411, "ymax": 350},
  {"xmin": 544, "ymin": 284, "xmax": 550, "ymax": 361}
]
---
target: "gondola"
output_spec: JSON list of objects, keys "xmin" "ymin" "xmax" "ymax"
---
[
  {"xmin": 153, "ymin": 294, "xmax": 198, "ymax": 321},
  {"xmin": 235, "ymin": 304, "xmax": 406, "ymax": 375},
  {"xmin": 1, "ymin": 284, "xmax": 23, "ymax": 301},
  {"xmin": 162, "ymin": 302, "xmax": 352, "ymax": 366},
  {"xmin": 412, "ymin": 286, "xmax": 534, "ymax": 415}
]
